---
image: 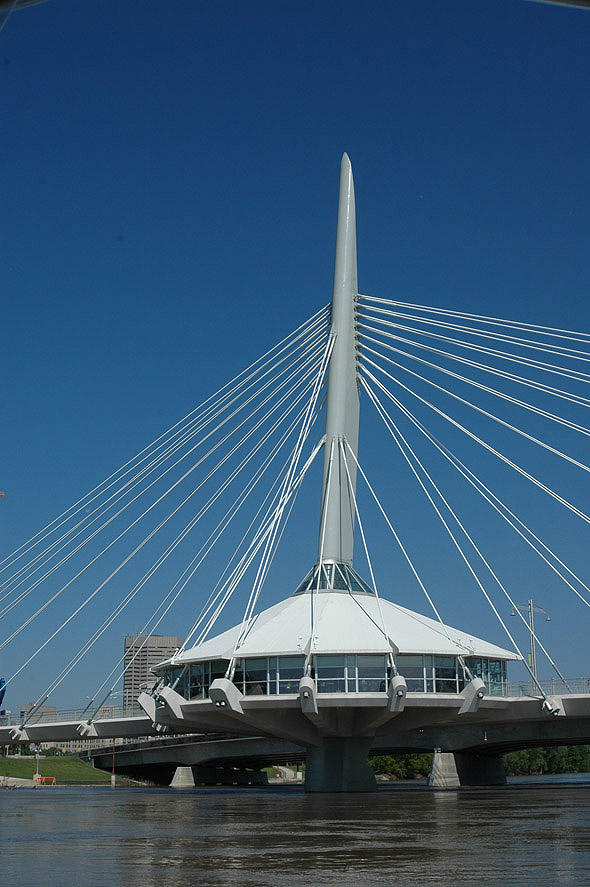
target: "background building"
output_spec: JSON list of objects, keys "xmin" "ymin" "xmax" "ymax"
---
[{"xmin": 124, "ymin": 635, "xmax": 184, "ymax": 709}]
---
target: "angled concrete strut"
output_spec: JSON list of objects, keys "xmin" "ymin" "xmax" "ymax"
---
[{"xmin": 318, "ymin": 153, "xmax": 360, "ymax": 566}]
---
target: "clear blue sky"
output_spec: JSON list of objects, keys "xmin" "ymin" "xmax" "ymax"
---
[{"xmin": 1, "ymin": 0, "xmax": 590, "ymax": 709}]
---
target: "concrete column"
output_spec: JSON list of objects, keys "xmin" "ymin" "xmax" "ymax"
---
[
  {"xmin": 428, "ymin": 750, "xmax": 460, "ymax": 788},
  {"xmin": 453, "ymin": 752, "xmax": 507, "ymax": 786},
  {"xmin": 191, "ymin": 764, "xmax": 269, "ymax": 786},
  {"xmin": 170, "ymin": 765, "xmax": 195, "ymax": 788},
  {"xmin": 305, "ymin": 736, "xmax": 376, "ymax": 793},
  {"xmin": 428, "ymin": 750, "xmax": 507, "ymax": 787}
]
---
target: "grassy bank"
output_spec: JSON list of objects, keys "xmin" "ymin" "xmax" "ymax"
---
[{"xmin": 0, "ymin": 756, "xmax": 117, "ymax": 785}]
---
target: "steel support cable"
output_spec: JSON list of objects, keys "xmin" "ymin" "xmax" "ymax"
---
[
  {"xmin": 365, "ymin": 385, "xmax": 576, "ymax": 687},
  {"xmin": 340, "ymin": 440, "xmax": 391, "ymax": 646},
  {"xmin": 360, "ymin": 377, "xmax": 545, "ymax": 694},
  {"xmin": 0, "ymin": 344, "xmax": 326, "ymax": 619},
  {"xmin": 358, "ymin": 302, "xmax": 590, "ymax": 363},
  {"xmin": 87, "ymin": 403, "xmax": 326, "ymax": 714},
  {"xmin": 233, "ymin": 333, "xmax": 335, "ymax": 653},
  {"xmin": 0, "ymin": 320, "xmax": 330, "ymax": 617},
  {"xmin": 0, "ymin": 354, "xmax": 325, "ymax": 652},
  {"xmin": 382, "ymin": 390, "xmax": 590, "ymax": 612},
  {"xmin": 181, "ymin": 396, "xmax": 323, "ymax": 650},
  {"xmin": 181, "ymin": 434, "xmax": 309, "ymax": 649},
  {"xmin": 5, "ymin": 425, "xmax": 318, "ymax": 689},
  {"xmin": 360, "ymin": 343, "xmax": 590, "ymax": 476},
  {"xmin": 341, "ymin": 435, "xmax": 454, "ymax": 644},
  {"xmin": 311, "ymin": 438, "xmax": 335, "ymax": 641},
  {"xmin": 181, "ymin": 448, "xmax": 302, "ymax": 648},
  {"xmin": 230, "ymin": 343, "xmax": 334, "ymax": 653},
  {"xmin": 358, "ymin": 295, "xmax": 590, "ymax": 345},
  {"xmin": 171, "ymin": 350, "xmax": 322, "ymax": 656},
  {"xmin": 357, "ymin": 321, "xmax": 590, "ymax": 410},
  {"xmin": 0, "ymin": 352, "xmax": 325, "ymax": 646},
  {"xmin": 362, "ymin": 365, "xmax": 590, "ymax": 618},
  {"xmin": 231, "ymin": 451, "xmax": 328, "ymax": 658},
  {"xmin": 41, "ymin": 374, "xmax": 326, "ymax": 708},
  {"xmin": 364, "ymin": 379, "xmax": 569, "ymax": 693},
  {"xmin": 204, "ymin": 436, "xmax": 325, "ymax": 652},
  {"xmin": 230, "ymin": 437, "xmax": 323, "ymax": 658},
  {"xmin": 99, "ymin": 489, "xmax": 315, "ymax": 711},
  {"xmin": 18, "ymin": 337, "xmax": 330, "ymax": 720},
  {"xmin": 0, "ymin": 305, "xmax": 330, "ymax": 579},
  {"xmin": 356, "ymin": 311, "xmax": 590, "ymax": 385},
  {"xmin": 360, "ymin": 355, "xmax": 590, "ymax": 523},
  {"xmin": 0, "ymin": 321, "xmax": 329, "ymax": 600},
  {"xmin": 0, "ymin": 305, "xmax": 329, "ymax": 580},
  {"xmin": 359, "ymin": 331, "xmax": 590, "ymax": 439}
]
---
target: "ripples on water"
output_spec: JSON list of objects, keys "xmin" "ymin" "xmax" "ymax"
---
[{"xmin": 1, "ymin": 783, "xmax": 589, "ymax": 887}]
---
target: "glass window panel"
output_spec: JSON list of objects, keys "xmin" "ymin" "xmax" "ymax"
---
[
  {"xmin": 398, "ymin": 665, "xmax": 423, "ymax": 678},
  {"xmin": 435, "ymin": 678, "xmax": 458, "ymax": 693},
  {"xmin": 397, "ymin": 655, "xmax": 423, "ymax": 668},
  {"xmin": 333, "ymin": 564, "xmax": 349, "ymax": 590},
  {"xmin": 177, "ymin": 668, "xmax": 190, "ymax": 699},
  {"xmin": 357, "ymin": 654, "xmax": 386, "ymax": 674},
  {"xmin": 317, "ymin": 678, "xmax": 346, "ymax": 693},
  {"xmin": 358, "ymin": 678, "xmax": 385, "ymax": 692},
  {"xmin": 165, "ymin": 666, "xmax": 183, "ymax": 687},
  {"xmin": 434, "ymin": 656, "xmax": 455, "ymax": 668},
  {"xmin": 316, "ymin": 655, "xmax": 346, "ymax": 692},
  {"xmin": 435, "ymin": 667, "xmax": 456, "ymax": 678},
  {"xmin": 210, "ymin": 660, "xmax": 227, "ymax": 679},
  {"xmin": 318, "ymin": 667, "xmax": 345, "ymax": 678},
  {"xmin": 316, "ymin": 656, "xmax": 346, "ymax": 675},
  {"xmin": 244, "ymin": 658, "xmax": 268, "ymax": 695},
  {"xmin": 278, "ymin": 681, "xmax": 299, "ymax": 694},
  {"xmin": 189, "ymin": 664, "xmax": 205, "ymax": 699},
  {"xmin": 245, "ymin": 682, "xmax": 267, "ymax": 695},
  {"xmin": 278, "ymin": 656, "xmax": 304, "ymax": 678},
  {"xmin": 466, "ymin": 657, "xmax": 483, "ymax": 678},
  {"xmin": 488, "ymin": 660, "xmax": 504, "ymax": 681}
]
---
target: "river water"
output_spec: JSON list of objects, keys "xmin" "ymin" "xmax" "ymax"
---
[{"xmin": 1, "ymin": 779, "xmax": 589, "ymax": 886}]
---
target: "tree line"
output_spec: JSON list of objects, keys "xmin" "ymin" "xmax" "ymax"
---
[{"xmin": 368, "ymin": 745, "xmax": 590, "ymax": 780}]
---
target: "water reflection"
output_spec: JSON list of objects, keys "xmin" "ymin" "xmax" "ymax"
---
[{"xmin": 1, "ymin": 785, "xmax": 590, "ymax": 886}]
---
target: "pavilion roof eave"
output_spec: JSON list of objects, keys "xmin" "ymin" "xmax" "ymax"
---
[{"xmin": 153, "ymin": 590, "xmax": 519, "ymax": 671}]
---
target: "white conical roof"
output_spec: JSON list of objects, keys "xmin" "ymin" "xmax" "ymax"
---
[{"xmin": 170, "ymin": 588, "xmax": 518, "ymax": 665}]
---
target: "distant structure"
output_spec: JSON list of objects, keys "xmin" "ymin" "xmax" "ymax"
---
[
  {"xmin": 20, "ymin": 702, "xmax": 57, "ymax": 724},
  {"xmin": 124, "ymin": 635, "xmax": 184, "ymax": 709}
]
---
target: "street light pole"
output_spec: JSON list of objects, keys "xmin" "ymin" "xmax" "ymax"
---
[
  {"xmin": 528, "ymin": 600, "xmax": 537, "ymax": 681},
  {"xmin": 512, "ymin": 599, "xmax": 551, "ymax": 682}
]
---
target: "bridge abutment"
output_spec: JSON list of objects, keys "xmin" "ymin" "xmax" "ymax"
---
[{"xmin": 305, "ymin": 736, "xmax": 377, "ymax": 793}]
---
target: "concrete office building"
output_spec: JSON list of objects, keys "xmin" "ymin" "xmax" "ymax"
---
[{"xmin": 124, "ymin": 635, "xmax": 184, "ymax": 709}]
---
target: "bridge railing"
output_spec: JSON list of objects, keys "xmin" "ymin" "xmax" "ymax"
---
[
  {"xmin": 0, "ymin": 704, "xmax": 144, "ymax": 728},
  {"xmin": 505, "ymin": 678, "xmax": 590, "ymax": 697}
]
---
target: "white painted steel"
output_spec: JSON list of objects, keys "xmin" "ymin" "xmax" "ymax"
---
[{"xmin": 318, "ymin": 153, "xmax": 360, "ymax": 565}]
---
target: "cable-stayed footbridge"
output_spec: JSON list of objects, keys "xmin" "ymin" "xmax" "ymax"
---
[{"xmin": 1, "ymin": 156, "xmax": 590, "ymax": 791}]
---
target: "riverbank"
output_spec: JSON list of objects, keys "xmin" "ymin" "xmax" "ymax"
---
[{"xmin": 0, "ymin": 756, "xmax": 119, "ymax": 785}]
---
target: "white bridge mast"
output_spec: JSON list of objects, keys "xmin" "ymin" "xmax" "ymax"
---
[{"xmin": 318, "ymin": 153, "xmax": 360, "ymax": 567}]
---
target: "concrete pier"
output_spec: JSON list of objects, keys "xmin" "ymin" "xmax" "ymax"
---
[
  {"xmin": 428, "ymin": 750, "xmax": 506, "ymax": 787},
  {"xmin": 305, "ymin": 737, "xmax": 377, "ymax": 793}
]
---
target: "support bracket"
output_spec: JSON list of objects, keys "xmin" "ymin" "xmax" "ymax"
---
[
  {"xmin": 209, "ymin": 678, "xmax": 244, "ymax": 715},
  {"xmin": 458, "ymin": 677, "xmax": 486, "ymax": 715}
]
